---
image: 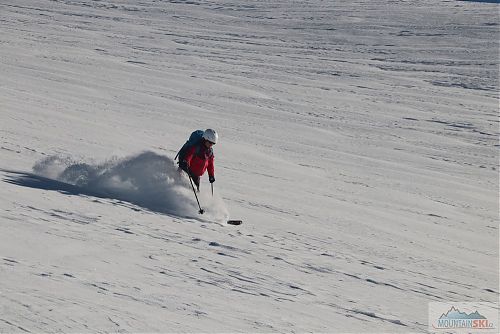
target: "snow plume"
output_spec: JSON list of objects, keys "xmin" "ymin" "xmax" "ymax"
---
[{"xmin": 32, "ymin": 151, "xmax": 229, "ymax": 222}]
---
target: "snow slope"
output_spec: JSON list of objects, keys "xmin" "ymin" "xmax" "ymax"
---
[{"xmin": 1, "ymin": 0, "xmax": 498, "ymax": 332}]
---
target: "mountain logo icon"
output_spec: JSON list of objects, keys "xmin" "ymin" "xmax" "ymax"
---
[
  {"xmin": 439, "ymin": 306, "xmax": 487, "ymax": 320},
  {"xmin": 429, "ymin": 302, "xmax": 498, "ymax": 332}
]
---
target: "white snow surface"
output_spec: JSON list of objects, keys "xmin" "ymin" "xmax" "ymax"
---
[{"xmin": 1, "ymin": 0, "xmax": 498, "ymax": 332}]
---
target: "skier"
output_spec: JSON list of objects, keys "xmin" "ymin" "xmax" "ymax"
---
[{"xmin": 178, "ymin": 129, "xmax": 217, "ymax": 191}]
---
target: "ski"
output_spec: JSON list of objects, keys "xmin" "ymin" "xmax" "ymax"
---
[{"xmin": 227, "ymin": 220, "xmax": 242, "ymax": 225}]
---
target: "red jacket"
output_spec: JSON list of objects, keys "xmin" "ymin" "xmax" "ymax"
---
[{"xmin": 184, "ymin": 143, "xmax": 214, "ymax": 177}]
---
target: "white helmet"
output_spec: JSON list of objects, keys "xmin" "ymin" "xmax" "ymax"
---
[{"xmin": 202, "ymin": 128, "xmax": 218, "ymax": 144}]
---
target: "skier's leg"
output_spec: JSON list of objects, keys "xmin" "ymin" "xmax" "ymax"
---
[{"xmin": 192, "ymin": 175, "xmax": 200, "ymax": 192}]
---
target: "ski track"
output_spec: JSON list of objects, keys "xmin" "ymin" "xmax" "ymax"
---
[{"xmin": 1, "ymin": 0, "xmax": 498, "ymax": 332}]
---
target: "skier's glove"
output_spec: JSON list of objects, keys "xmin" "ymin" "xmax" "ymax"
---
[
  {"xmin": 179, "ymin": 160, "xmax": 188, "ymax": 171},
  {"xmin": 209, "ymin": 176, "xmax": 215, "ymax": 183}
]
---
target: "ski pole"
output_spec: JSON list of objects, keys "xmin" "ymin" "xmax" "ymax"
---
[
  {"xmin": 188, "ymin": 175, "xmax": 204, "ymax": 214},
  {"xmin": 211, "ymin": 183, "xmax": 214, "ymax": 197}
]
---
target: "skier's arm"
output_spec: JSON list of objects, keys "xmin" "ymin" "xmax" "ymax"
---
[
  {"xmin": 183, "ymin": 146, "xmax": 196, "ymax": 167},
  {"xmin": 181, "ymin": 146, "xmax": 196, "ymax": 175},
  {"xmin": 207, "ymin": 155, "xmax": 215, "ymax": 178}
]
